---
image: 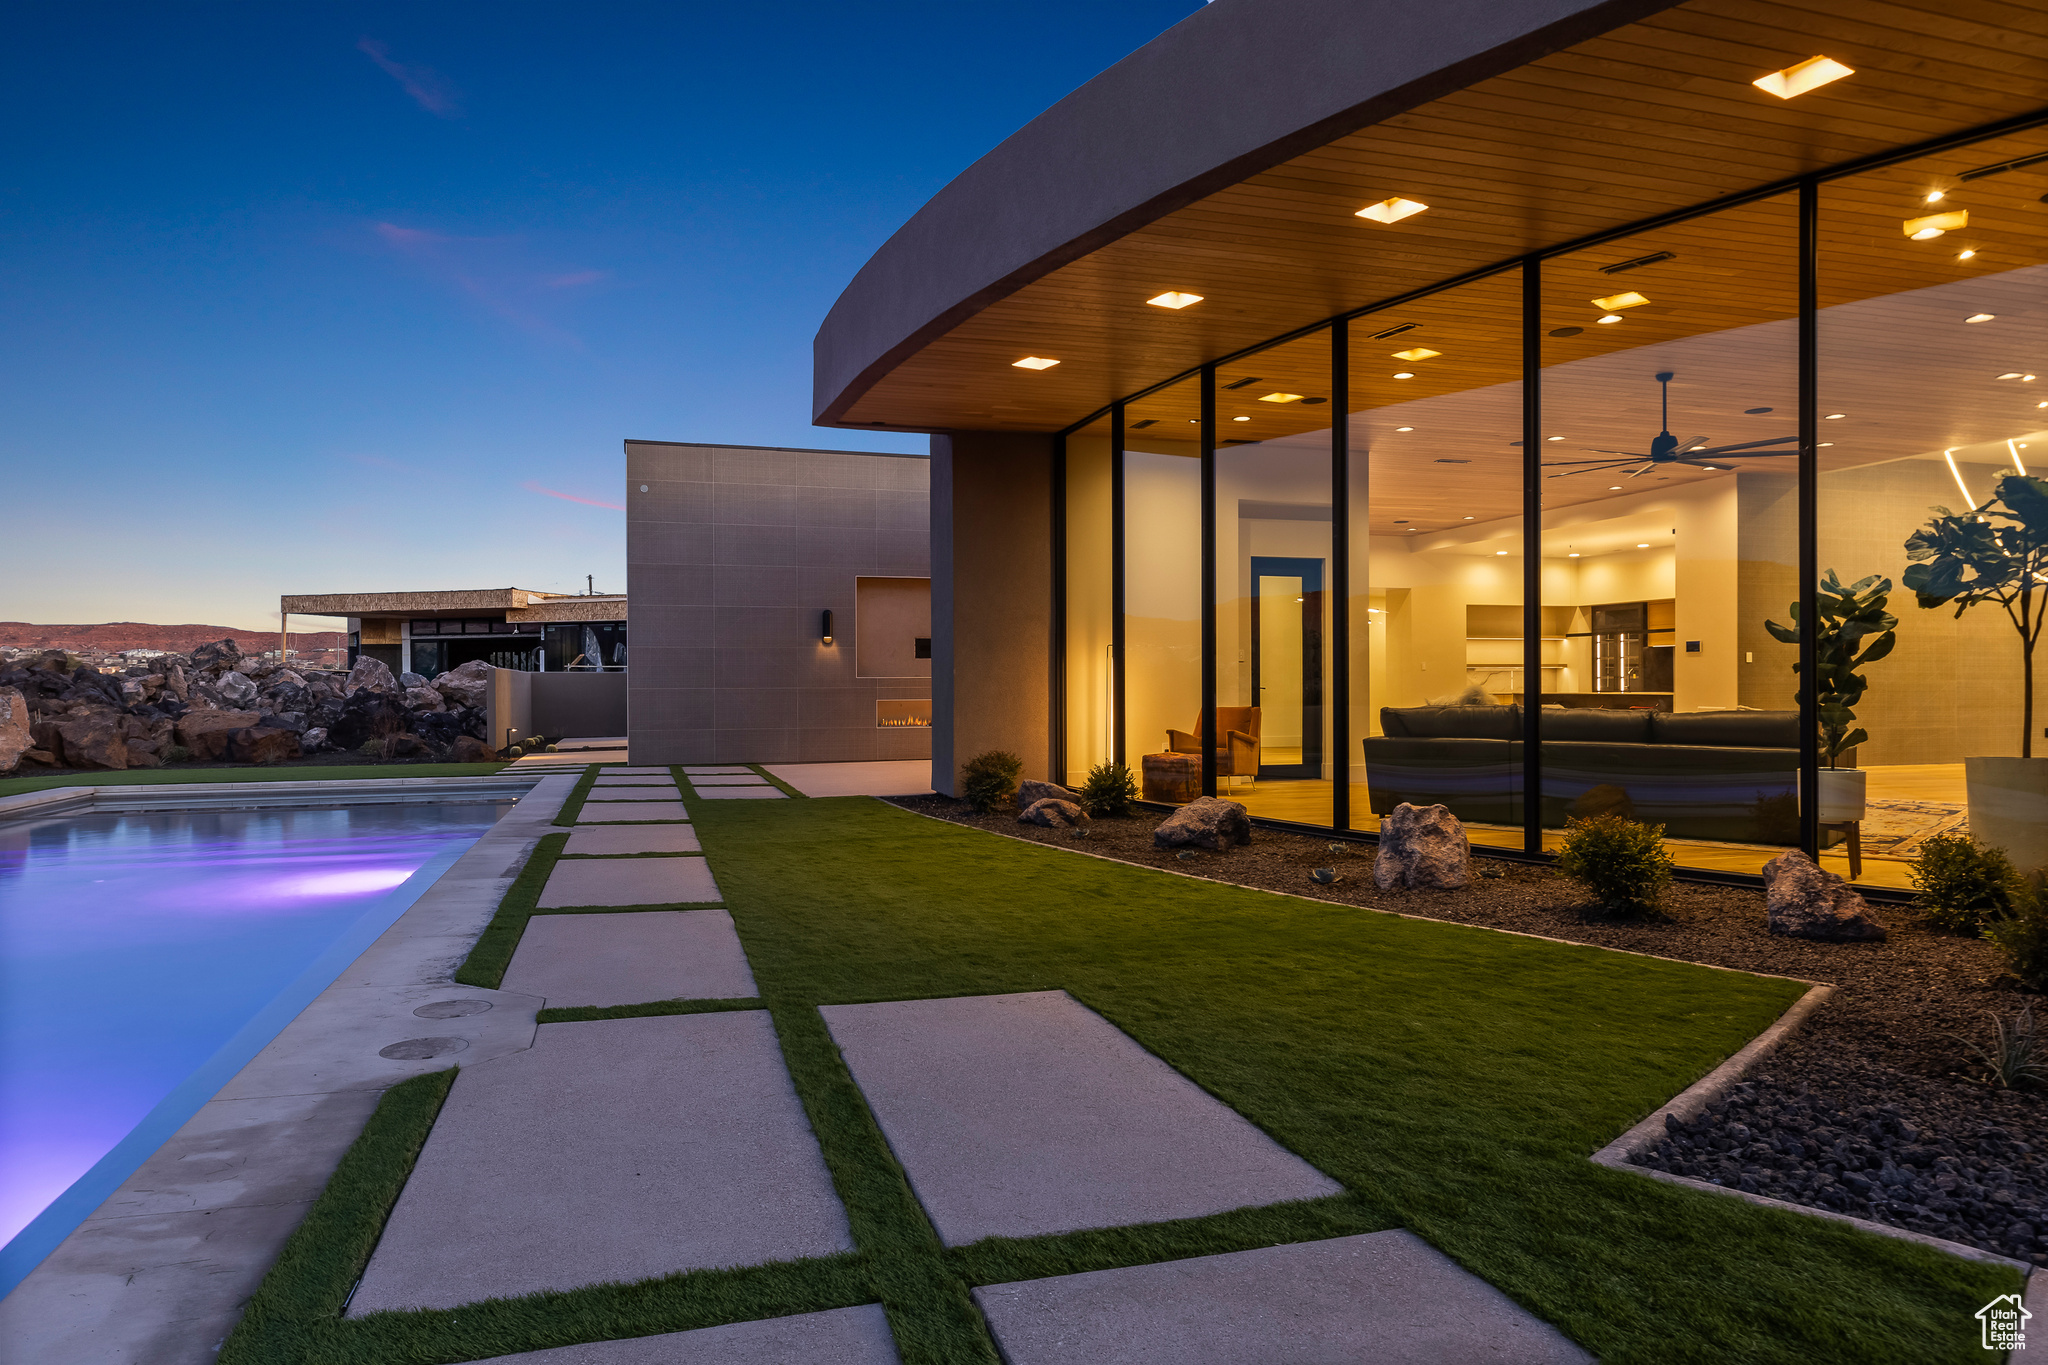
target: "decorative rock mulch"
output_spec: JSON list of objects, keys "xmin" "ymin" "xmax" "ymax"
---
[{"xmin": 886, "ymin": 793, "xmax": 2048, "ymax": 1266}]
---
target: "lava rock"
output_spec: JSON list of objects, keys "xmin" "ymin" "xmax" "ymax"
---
[
  {"xmin": 214, "ymin": 671, "xmax": 259, "ymax": 705},
  {"xmin": 301, "ymin": 726, "xmax": 329, "ymax": 752},
  {"xmin": 446, "ymin": 734, "xmax": 497, "ymax": 763},
  {"xmin": 189, "ymin": 639, "xmax": 244, "ymax": 673},
  {"xmin": 227, "ymin": 726, "xmax": 302, "ymax": 765},
  {"xmin": 330, "ymin": 692, "xmax": 408, "ymax": 750},
  {"xmin": 1373, "ymin": 802, "xmax": 1470, "ymax": 890},
  {"xmin": 174, "ymin": 708, "xmax": 263, "ymax": 761},
  {"xmin": 1019, "ymin": 797, "xmax": 1089, "ymax": 828},
  {"xmin": 402, "ymin": 684, "xmax": 446, "ymax": 713},
  {"xmin": 398, "ymin": 671, "xmax": 430, "ymax": 689},
  {"xmin": 379, "ymin": 731, "xmax": 434, "ymax": 760},
  {"xmin": 0, "ymin": 686, "xmax": 30, "ymax": 774},
  {"xmin": 1153, "ymin": 796, "xmax": 1252, "ymax": 851},
  {"xmin": 1763, "ymin": 850, "xmax": 1886, "ymax": 942},
  {"xmin": 343, "ymin": 656, "xmax": 399, "ymax": 697},
  {"xmin": 431, "ymin": 660, "xmax": 493, "ymax": 709},
  {"xmin": 46, "ymin": 712, "xmax": 129, "ymax": 770},
  {"xmin": 1015, "ymin": 779, "xmax": 1077, "ymax": 811}
]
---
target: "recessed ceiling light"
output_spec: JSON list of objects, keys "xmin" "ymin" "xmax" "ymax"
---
[
  {"xmin": 1609, "ymin": 485, "xmax": 1623, "ymax": 490},
  {"xmin": 1592, "ymin": 292, "xmax": 1650, "ymax": 311},
  {"xmin": 2037, "ymin": 401, "xmax": 2048, "ymax": 409},
  {"xmin": 2029, "ymin": 375, "xmax": 2040, "ymax": 383},
  {"xmin": 1824, "ymin": 412, "xmax": 1846, "ymax": 419},
  {"xmin": 1546, "ymin": 435, "xmax": 1565, "ymax": 442},
  {"xmin": 1393, "ymin": 372, "xmax": 1415, "ymax": 379},
  {"xmin": 1012, "ymin": 356, "xmax": 1059, "ymax": 370},
  {"xmin": 1745, "ymin": 406, "xmax": 1774, "ymax": 414},
  {"xmin": 1355, "ymin": 197, "xmax": 1428, "ymax": 224},
  {"xmin": 1148, "ymin": 291, "xmax": 1203, "ymax": 309},
  {"xmin": 1231, "ymin": 415, "xmax": 1251, "ymax": 421},
  {"xmin": 1752, "ymin": 55, "xmax": 1854, "ymax": 100},
  {"xmin": 1596, "ymin": 314, "xmax": 1624, "ymax": 325},
  {"xmin": 1395, "ymin": 426, "xmax": 1414, "ymax": 432},
  {"xmin": 1392, "ymin": 347, "xmax": 1441, "ymax": 361},
  {"xmin": 1924, "ymin": 190, "xmax": 1948, "ymax": 204},
  {"xmin": 1959, "ymin": 250, "xmax": 1979, "ymax": 261},
  {"xmin": 1259, "ymin": 392, "xmax": 1304, "ymax": 404},
  {"xmin": 1637, "ymin": 543, "xmax": 1650, "ymax": 548},
  {"xmin": 1818, "ymin": 442, "xmax": 1834, "ymax": 447},
  {"xmin": 1568, "ymin": 552, "xmax": 1580, "ymax": 558},
  {"xmin": 1495, "ymin": 550, "xmax": 1510, "ymax": 556},
  {"xmin": 2000, "ymin": 372, "xmax": 2025, "ymax": 380},
  {"xmin": 1464, "ymin": 515, "xmax": 1475, "ymax": 519},
  {"xmin": 1904, "ymin": 210, "xmax": 1968, "ymax": 240},
  {"xmin": 1967, "ymin": 313, "xmax": 1995, "ymax": 323}
]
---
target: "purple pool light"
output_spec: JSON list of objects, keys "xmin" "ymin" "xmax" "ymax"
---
[{"xmin": 0, "ymin": 801, "xmax": 508, "ymax": 1294}]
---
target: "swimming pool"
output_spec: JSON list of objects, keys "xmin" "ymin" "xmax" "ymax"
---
[{"xmin": 0, "ymin": 801, "xmax": 509, "ymax": 1293}]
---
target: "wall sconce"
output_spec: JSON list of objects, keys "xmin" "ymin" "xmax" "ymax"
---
[{"xmin": 821, "ymin": 610, "xmax": 834, "ymax": 645}]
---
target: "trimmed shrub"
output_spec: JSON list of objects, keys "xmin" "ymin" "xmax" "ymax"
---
[
  {"xmin": 357, "ymin": 739, "xmax": 384, "ymax": 757},
  {"xmin": 1077, "ymin": 762, "xmax": 1138, "ymax": 818},
  {"xmin": 160, "ymin": 744, "xmax": 192, "ymax": 765},
  {"xmin": 1988, "ymin": 873, "xmax": 2048, "ymax": 991},
  {"xmin": 1911, "ymin": 832, "xmax": 2021, "ymax": 935},
  {"xmin": 959, "ymin": 750, "xmax": 1023, "ymax": 814},
  {"xmin": 1554, "ymin": 814, "xmax": 1674, "ymax": 917}
]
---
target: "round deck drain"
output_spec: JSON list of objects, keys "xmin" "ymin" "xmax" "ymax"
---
[
  {"xmin": 413, "ymin": 999, "xmax": 493, "ymax": 1019},
  {"xmin": 379, "ymin": 1037, "xmax": 470, "ymax": 1060}
]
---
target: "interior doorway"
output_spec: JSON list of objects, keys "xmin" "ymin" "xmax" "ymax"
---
[{"xmin": 1249, "ymin": 555, "xmax": 1324, "ymax": 780}]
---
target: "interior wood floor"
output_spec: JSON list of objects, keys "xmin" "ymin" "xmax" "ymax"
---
[{"xmin": 1228, "ymin": 764, "xmax": 1968, "ymax": 893}]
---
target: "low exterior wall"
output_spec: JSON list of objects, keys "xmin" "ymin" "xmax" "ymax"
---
[{"xmin": 533, "ymin": 671, "xmax": 628, "ymax": 738}]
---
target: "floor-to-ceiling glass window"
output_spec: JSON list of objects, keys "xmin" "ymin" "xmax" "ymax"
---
[
  {"xmin": 1539, "ymin": 194, "xmax": 1802, "ymax": 872},
  {"xmin": 1350, "ymin": 269, "xmax": 1527, "ymax": 851},
  {"xmin": 1819, "ymin": 132, "xmax": 2048, "ymax": 888},
  {"xmin": 1210, "ymin": 330, "xmax": 1336, "ymax": 827},
  {"xmin": 1064, "ymin": 412, "xmax": 1115, "ymax": 786},
  {"xmin": 1123, "ymin": 375, "xmax": 1205, "ymax": 804}
]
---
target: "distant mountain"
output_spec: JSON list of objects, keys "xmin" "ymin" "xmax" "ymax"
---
[{"xmin": 0, "ymin": 622, "xmax": 347, "ymax": 654}]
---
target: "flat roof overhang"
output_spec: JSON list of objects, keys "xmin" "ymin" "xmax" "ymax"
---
[
  {"xmin": 814, "ymin": 0, "xmax": 2048, "ymax": 434},
  {"xmin": 280, "ymin": 590, "xmax": 626, "ymax": 621}
]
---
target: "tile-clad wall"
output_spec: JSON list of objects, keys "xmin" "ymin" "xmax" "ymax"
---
[{"xmin": 626, "ymin": 441, "xmax": 932, "ymax": 765}]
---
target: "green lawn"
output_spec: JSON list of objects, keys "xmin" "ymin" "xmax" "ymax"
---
[
  {"xmin": 226, "ymin": 792, "xmax": 2015, "ymax": 1365},
  {"xmin": 0, "ymin": 761, "xmax": 508, "ymax": 799}
]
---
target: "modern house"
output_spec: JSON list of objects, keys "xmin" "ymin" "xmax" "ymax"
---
[
  {"xmin": 809, "ymin": 0, "xmax": 2048, "ymax": 888},
  {"xmin": 280, "ymin": 588, "xmax": 627, "ymax": 677},
  {"xmin": 624, "ymin": 440, "xmax": 932, "ymax": 765}
]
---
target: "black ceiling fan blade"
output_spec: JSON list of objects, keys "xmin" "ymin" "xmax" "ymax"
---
[
  {"xmin": 1693, "ymin": 435, "xmax": 1799, "ymax": 455},
  {"xmin": 1575, "ymin": 447, "xmax": 1653, "ymax": 457},
  {"xmin": 1545, "ymin": 463, "xmax": 1637, "ymax": 477},
  {"xmin": 1541, "ymin": 457, "xmax": 1641, "ymax": 467},
  {"xmin": 1674, "ymin": 458, "xmax": 1739, "ymax": 469},
  {"xmin": 1626, "ymin": 462, "xmax": 1658, "ymax": 478}
]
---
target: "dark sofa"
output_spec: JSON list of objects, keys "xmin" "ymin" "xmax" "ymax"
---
[{"xmin": 1364, "ymin": 704, "xmax": 1800, "ymax": 843}]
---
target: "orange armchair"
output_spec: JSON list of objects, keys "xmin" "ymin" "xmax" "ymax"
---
[{"xmin": 1167, "ymin": 706, "xmax": 1262, "ymax": 777}]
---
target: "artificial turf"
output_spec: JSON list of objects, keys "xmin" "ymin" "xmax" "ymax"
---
[
  {"xmin": 452, "ymin": 830, "xmax": 569, "ymax": 990},
  {"xmin": 226, "ymin": 792, "xmax": 2018, "ymax": 1364}
]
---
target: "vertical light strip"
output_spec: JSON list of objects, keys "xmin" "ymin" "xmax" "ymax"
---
[
  {"xmin": 1200, "ymin": 366, "xmax": 1218, "ymax": 799},
  {"xmin": 1329, "ymin": 321, "xmax": 1351, "ymax": 833},
  {"xmin": 1521, "ymin": 260, "xmax": 1543, "ymax": 856},
  {"xmin": 1945, "ymin": 449, "xmax": 1977, "ymax": 507},
  {"xmin": 1797, "ymin": 177, "xmax": 1822, "ymax": 861},
  {"xmin": 2008, "ymin": 438, "xmax": 2029, "ymax": 477}
]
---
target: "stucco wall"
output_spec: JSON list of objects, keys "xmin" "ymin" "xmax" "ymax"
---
[{"xmin": 624, "ymin": 441, "xmax": 931, "ymax": 765}]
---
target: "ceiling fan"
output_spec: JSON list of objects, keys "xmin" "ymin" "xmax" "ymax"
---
[{"xmin": 1542, "ymin": 371, "xmax": 1798, "ymax": 479}]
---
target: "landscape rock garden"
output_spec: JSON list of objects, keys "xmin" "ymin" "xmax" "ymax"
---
[
  {"xmin": 896, "ymin": 761, "xmax": 2048, "ymax": 1268},
  {"xmin": 0, "ymin": 639, "xmax": 504, "ymax": 775}
]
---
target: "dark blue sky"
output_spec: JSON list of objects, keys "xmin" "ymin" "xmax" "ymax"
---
[{"xmin": 3, "ymin": 2, "xmax": 1202, "ymax": 627}]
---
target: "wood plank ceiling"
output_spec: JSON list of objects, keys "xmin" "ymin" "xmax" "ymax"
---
[{"xmin": 828, "ymin": 0, "xmax": 2048, "ymax": 436}]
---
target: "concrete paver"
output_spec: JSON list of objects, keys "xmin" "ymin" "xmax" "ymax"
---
[
  {"xmin": 973, "ymin": 1231, "xmax": 1592, "ymax": 1364},
  {"xmin": 459, "ymin": 1305, "xmax": 900, "ymax": 1364},
  {"xmin": 764, "ymin": 761, "xmax": 933, "ymax": 797},
  {"xmin": 682, "ymin": 766, "xmax": 756, "ymax": 774},
  {"xmin": 688, "ymin": 774, "xmax": 770, "ymax": 786},
  {"xmin": 502, "ymin": 911, "xmax": 756, "ymax": 1005},
  {"xmin": 592, "ymin": 777, "xmax": 679, "ymax": 787},
  {"xmin": 819, "ymin": 991, "xmax": 1341, "ymax": 1245},
  {"xmin": 602, "ymin": 767, "xmax": 674, "ymax": 775},
  {"xmin": 538, "ymin": 856, "xmax": 720, "ymax": 907},
  {"xmin": 579, "ymin": 788, "xmax": 681, "ymax": 801},
  {"xmin": 577, "ymin": 801, "xmax": 690, "ymax": 822},
  {"xmin": 563, "ymin": 826, "xmax": 702, "ymax": 856},
  {"xmin": 693, "ymin": 787, "xmax": 787, "ymax": 800},
  {"xmin": 349, "ymin": 1012, "xmax": 851, "ymax": 1313}
]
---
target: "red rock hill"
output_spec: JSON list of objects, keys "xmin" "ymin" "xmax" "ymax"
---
[{"xmin": 0, "ymin": 623, "xmax": 346, "ymax": 653}]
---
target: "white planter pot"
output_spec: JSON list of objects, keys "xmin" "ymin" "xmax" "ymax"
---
[
  {"xmin": 1816, "ymin": 767, "xmax": 1867, "ymax": 824},
  {"xmin": 1966, "ymin": 756, "xmax": 2048, "ymax": 874}
]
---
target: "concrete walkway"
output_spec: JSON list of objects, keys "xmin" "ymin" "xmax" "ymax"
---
[
  {"xmin": 764, "ymin": 761, "xmax": 933, "ymax": 797},
  {"xmin": 578, "ymin": 800, "xmax": 690, "ymax": 822},
  {"xmin": 502, "ymin": 911, "xmax": 757, "ymax": 1005},
  {"xmin": 348, "ymin": 1013, "xmax": 851, "ymax": 1314},
  {"xmin": 819, "ymin": 991, "xmax": 1341, "ymax": 1245},
  {"xmin": 563, "ymin": 826, "xmax": 700, "ymax": 855},
  {"xmin": 974, "ymin": 1231, "xmax": 1591, "ymax": 1364},
  {"xmin": 460, "ymin": 1305, "xmax": 900, "ymax": 1364}
]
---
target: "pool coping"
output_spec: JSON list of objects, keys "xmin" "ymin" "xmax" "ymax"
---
[
  {"xmin": 0, "ymin": 770, "xmax": 584, "ymax": 1364},
  {"xmin": 0, "ymin": 774, "xmax": 545, "ymax": 823}
]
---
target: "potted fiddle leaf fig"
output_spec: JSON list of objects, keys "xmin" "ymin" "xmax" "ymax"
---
[
  {"xmin": 1904, "ymin": 470, "xmax": 2048, "ymax": 869},
  {"xmin": 1766, "ymin": 570, "xmax": 1898, "ymax": 825}
]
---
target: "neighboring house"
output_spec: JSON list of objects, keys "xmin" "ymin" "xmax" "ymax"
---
[
  {"xmin": 624, "ymin": 440, "xmax": 931, "ymax": 765},
  {"xmin": 279, "ymin": 589, "xmax": 627, "ymax": 677}
]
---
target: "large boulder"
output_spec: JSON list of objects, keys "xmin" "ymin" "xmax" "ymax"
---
[
  {"xmin": 189, "ymin": 639, "xmax": 243, "ymax": 673},
  {"xmin": 1373, "ymin": 802, "xmax": 1470, "ymax": 890},
  {"xmin": 175, "ymin": 708, "xmax": 263, "ymax": 760},
  {"xmin": 48, "ymin": 712, "xmax": 130, "ymax": 770},
  {"xmin": 344, "ymin": 656, "xmax": 399, "ymax": 696},
  {"xmin": 398, "ymin": 671, "xmax": 429, "ymax": 688},
  {"xmin": 160, "ymin": 662, "xmax": 188, "ymax": 701},
  {"xmin": 0, "ymin": 686, "xmax": 30, "ymax": 774},
  {"xmin": 227, "ymin": 726, "xmax": 303, "ymax": 765},
  {"xmin": 1020, "ymin": 797, "xmax": 1089, "ymax": 828},
  {"xmin": 1015, "ymin": 779, "xmax": 1076, "ymax": 810},
  {"xmin": 379, "ymin": 732, "xmax": 434, "ymax": 760},
  {"xmin": 411, "ymin": 710, "xmax": 466, "ymax": 747},
  {"xmin": 301, "ymin": 726, "xmax": 329, "ymax": 752},
  {"xmin": 1153, "ymin": 796, "xmax": 1253, "ymax": 851},
  {"xmin": 402, "ymin": 685, "xmax": 446, "ymax": 713},
  {"xmin": 330, "ymin": 691, "xmax": 407, "ymax": 750},
  {"xmin": 215, "ymin": 670, "xmax": 259, "ymax": 705},
  {"xmin": 432, "ymin": 661, "xmax": 492, "ymax": 709},
  {"xmin": 1763, "ymin": 850, "xmax": 1886, "ymax": 942},
  {"xmin": 447, "ymin": 734, "xmax": 498, "ymax": 763}
]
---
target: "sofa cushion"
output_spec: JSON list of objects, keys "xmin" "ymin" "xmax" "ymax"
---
[
  {"xmin": 1539, "ymin": 709, "xmax": 1653, "ymax": 743},
  {"xmin": 1649, "ymin": 710, "xmax": 1799, "ymax": 748},
  {"xmin": 1380, "ymin": 705, "xmax": 1521, "ymax": 741}
]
